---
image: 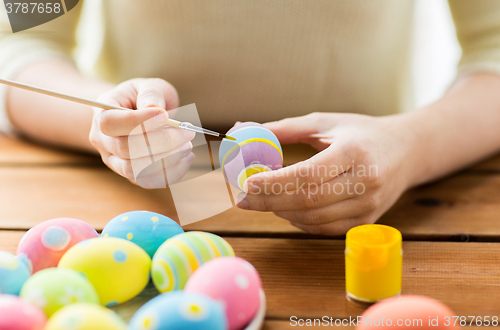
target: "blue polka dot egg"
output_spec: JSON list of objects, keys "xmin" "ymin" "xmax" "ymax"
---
[
  {"xmin": 129, "ymin": 291, "xmax": 227, "ymax": 330},
  {"xmin": 102, "ymin": 211, "xmax": 184, "ymax": 258},
  {"xmin": 0, "ymin": 251, "xmax": 31, "ymax": 295},
  {"xmin": 58, "ymin": 237, "xmax": 151, "ymax": 307}
]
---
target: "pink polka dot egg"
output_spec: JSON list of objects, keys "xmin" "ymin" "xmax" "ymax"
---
[
  {"xmin": 17, "ymin": 218, "xmax": 98, "ymax": 274},
  {"xmin": 0, "ymin": 294, "xmax": 47, "ymax": 330},
  {"xmin": 185, "ymin": 257, "xmax": 264, "ymax": 330}
]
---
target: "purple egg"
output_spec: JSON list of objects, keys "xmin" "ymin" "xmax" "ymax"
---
[
  {"xmin": 227, "ymin": 122, "xmax": 263, "ymax": 135},
  {"xmin": 221, "ymin": 123, "xmax": 283, "ymax": 191}
]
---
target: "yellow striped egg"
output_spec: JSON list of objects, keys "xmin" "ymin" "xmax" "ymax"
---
[{"xmin": 151, "ymin": 232, "xmax": 235, "ymax": 292}]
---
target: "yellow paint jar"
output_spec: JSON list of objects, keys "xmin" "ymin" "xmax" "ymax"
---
[{"xmin": 345, "ymin": 224, "xmax": 402, "ymax": 304}]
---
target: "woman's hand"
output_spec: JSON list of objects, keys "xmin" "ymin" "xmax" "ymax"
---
[
  {"xmin": 236, "ymin": 112, "xmax": 419, "ymax": 236},
  {"xmin": 89, "ymin": 78, "xmax": 196, "ymax": 189}
]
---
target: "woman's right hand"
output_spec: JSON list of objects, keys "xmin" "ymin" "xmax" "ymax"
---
[{"xmin": 89, "ymin": 78, "xmax": 196, "ymax": 189}]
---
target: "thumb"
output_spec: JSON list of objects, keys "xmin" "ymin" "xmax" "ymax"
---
[{"xmin": 262, "ymin": 114, "xmax": 321, "ymax": 145}]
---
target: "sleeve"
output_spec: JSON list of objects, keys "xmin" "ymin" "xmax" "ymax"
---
[
  {"xmin": 0, "ymin": 2, "xmax": 83, "ymax": 134},
  {"xmin": 448, "ymin": 0, "xmax": 500, "ymax": 77}
]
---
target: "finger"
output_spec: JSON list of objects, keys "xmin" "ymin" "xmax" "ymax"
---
[
  {"xmin": 98, "ymin": 107, "xmax": 171, "ymax": 137},
  {"xmin": 97, "ymin": 82, "xmax": 140, "ymax": 110},
  {"xmin": 105, "ymin": 143, "xmax": 193, "ymax": 179},
  {"xmin": 238, "ymin": 173, "xmax": 365, "ymax": 212},
  {"xmin": 126, "ymin": 127, "xmax": 194, "ymax": 159},
  {"xmin": 273, "ymin": 198, "xmax": 369, "ymax": 226},
  {"xmin": 145, "ymin": 126, "xmax": 195, "ymax": 156},
  {"xmin": 244, "ymin": 142, "xmax": 359, "ymax": 194},
  {"xmin": 99, "ymin": 126, "xmax": 193, "ymax": 159},
  {"xmin": 290, "ymin": 217, "xmax": 366, "ymax": 236},
  {"xmin": 135, "ymin": 79, "xmax": 179, "ymax": 111},
  {"xmin": 262, "ymin": 113, "xmax": 330, "ymax": 145},
  {"xmin": 135, "ymin": 152, "xmax": 195, "ymax": 189}
]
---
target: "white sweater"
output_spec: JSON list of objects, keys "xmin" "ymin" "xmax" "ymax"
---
[{"xmin": 1, "ymin": 0, "xmax": 500, "ymax": 133}]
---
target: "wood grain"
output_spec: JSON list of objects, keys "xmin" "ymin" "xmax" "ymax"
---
[
  {"xmin": 2, "ymin": 133, "xmax": 500, "ymax": 173},
  {"xmin": 0, "ymin": 136, "xmax": 314, "ymax": 167},
  {"xmin": 2, "ymin": 165, "xmax": 500, "ymax": 240},
  {"xmin": 2, "ymin": 231, "xmax": 499, "ymax": 322},
  {"xmin": 0, "ymin": 135, "xmax": 100, "ymax": 165},
  {"xmin": 0, "ymin": 167, "xmax": 180, "ymax": 229},
  {"xmin": 0, "ymin": 230, "xmax": 24, "ymax": 253}
]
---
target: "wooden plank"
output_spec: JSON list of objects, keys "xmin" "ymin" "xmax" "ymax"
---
[
  {"xmin": 2, "ymin": 132, "xmax": 500, "ymax": 188},
  {"xmin": 3, "ymin": 166, "xmax": 500, "ymax": 240},
  {"xmin": 0, "ymin": 135, "xmax": 100, "ymax": 165},
  {"xmin": 1, "ymin": 231, "xmax": 499, "ymax": 321},
  {"xmin": 0, "ymin": 135, "xmax": 314, "ymax": 167},
  {"xmin": 0, "ymin": 167, "xmax": 180, "ymax": 230},
  {"xmin": 379, "ymin": 174, "xmax": 500, "ymax": 240},
  {"xmin": 0, "ymin": 230, "xmax": 24, "ymax": 253}
]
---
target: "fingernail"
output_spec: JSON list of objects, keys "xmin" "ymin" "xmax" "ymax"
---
[
  {"xmin": 237, "ymin": 198, "xmax": 249, "ymax": 209},
  {"xmin": 154, "ymin": 111, "xmax": 168, "ymax": 124},
  {"xmin": 144, "ymin": 103, "xmax": 160, "ymax": 108}
]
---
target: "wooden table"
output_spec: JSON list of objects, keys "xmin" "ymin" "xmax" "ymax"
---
[{"xmin": 1, "ymin": 134, "xmax": 499, "ymax": 329}]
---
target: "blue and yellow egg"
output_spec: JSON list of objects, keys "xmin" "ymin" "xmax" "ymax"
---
[
  {"xmin": 219, "ymin": 122, "xmax": 283, "ymax": 191},
  {"xmin": 0, "ymin": 251, "xmax": 31, "ymax": 295},
  {"xmin": 101, "ymin": 211, "xmax": 184, "ymax": 258},
  {"xmin": 151, "ymin": 231, "xmax": 235, "ymax": 292},
  {"xmin": 129, "ymin": 291, "xmax": 227, "ymax": 330}
]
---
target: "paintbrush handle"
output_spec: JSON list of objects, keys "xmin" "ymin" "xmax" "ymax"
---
[{"xmin": 0, "ymin": 77, "xmax": 183, "ymax": 128}]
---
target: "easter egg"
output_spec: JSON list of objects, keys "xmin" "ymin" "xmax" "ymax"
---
[
  {"xmin": 152, "ymin": 231, "xmax": 235, "ymax": 292},
  {"xmin": 58, "ymin": 237, "xmax": 151, "ymax": 307},
  {"xmin": 102, "ymin": 211, "xmax": 184, "ymax": 258},
  {"xmin": 129, "ymin": 291, "xmax": 227, "ymax": 330},
  {"xmin": 219, "ymin": 122, "xmax": 283, "ymax": 191},
  {"xmin": 0, "ymin": 294, "xmax": 47, "ymax": 330},
  {"xmin": 45, "ymin": 303, "xmax": 127, "ymax": 330},
  {"xmin": 20, "ymin": 268, "xmax": 99, "ymax": 317},
  {"xmin": 185, "ymin": 257, "xmax": 262, "ymax": 330},
  {"xmin": 356, "ymin": 295, "xmax": 457, "ymax": 329},
  {"xmin": 0, "ymin": 251, "xmax": 31, "ymax": 295},
  {"xmin": 17, "ymin": 218, "xmax": 98, "ymax": 273}
]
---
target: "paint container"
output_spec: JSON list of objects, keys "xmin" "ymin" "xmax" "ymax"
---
[{"xmin": 345, "ymin": 224, "xmax": 402, "ymax": 305}]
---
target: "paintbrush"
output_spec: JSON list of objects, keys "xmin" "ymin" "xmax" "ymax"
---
[{"xmin": 0, "ymin": 78, "xmax": 235, "ymax": 140}]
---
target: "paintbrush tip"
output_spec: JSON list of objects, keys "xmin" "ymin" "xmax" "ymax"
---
[{"xmin": 222, "ymin": 135, "xmax": 236, "ymax": 141}]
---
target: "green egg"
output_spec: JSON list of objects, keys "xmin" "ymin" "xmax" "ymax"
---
[{"xmin": 20, "ymin": 267, "xmax": 99, "ymax": 317}]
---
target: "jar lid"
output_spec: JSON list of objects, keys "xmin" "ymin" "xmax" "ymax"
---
[{"xmin": 346, "ymin": 224, "xmax": 402, "ymax": 267}]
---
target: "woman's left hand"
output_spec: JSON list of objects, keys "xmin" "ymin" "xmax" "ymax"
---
[{"xmin": 236, "ymin": 112, "xmax": 419, "ymax": 236}]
